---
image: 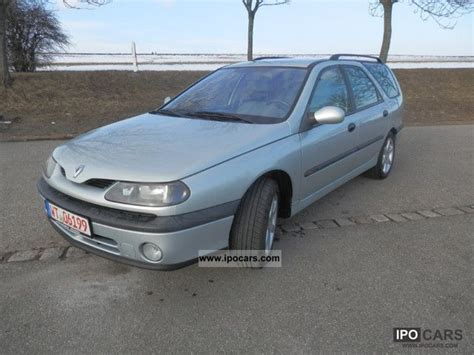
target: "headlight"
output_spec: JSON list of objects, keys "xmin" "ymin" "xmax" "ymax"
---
[
  {"xmin": 43, "ymin": 155, "xmax": 57, "ymax": 178},
  {"xmin": 105, "ymin": 181, "xmax": 190, "ymax": 207}
]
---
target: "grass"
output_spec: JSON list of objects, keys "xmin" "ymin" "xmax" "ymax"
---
[{"xmin": 0, "ymin": 69, "xmax": 473, "ymax": 141}]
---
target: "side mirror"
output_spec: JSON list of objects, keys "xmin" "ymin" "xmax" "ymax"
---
[
  {"xmin": 163, "ymin": 96, "xmax": 172, "ymax": 105},
  {"xmin": 312, "ymin": 106, "xmax": 345, "ymax": 125}
]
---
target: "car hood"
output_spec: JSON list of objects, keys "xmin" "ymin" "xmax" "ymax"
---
[{"xmin": 53, "ymin": 113, "xmax": 291, "ymax": 183}]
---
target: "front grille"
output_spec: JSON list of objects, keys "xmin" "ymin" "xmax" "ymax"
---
[
  {"xmin": 84, "ymin": 179, "xmax": 116, "ymax": 189},
  {"xmin": 59, "ymin": 166, "xmax": 115, "ymax": 189}
]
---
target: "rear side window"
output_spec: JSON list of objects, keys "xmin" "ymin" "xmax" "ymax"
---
[
  {"xmin": 363, "ymin": 63, "xmax": 400, "ymax": 98},
  {"xmin": 309, "ymin": 67, "xmax": 349, "ymax": 113},
  {"xmin": 345, "ymin": 66, "xmax": 380, "ymax": 110}
]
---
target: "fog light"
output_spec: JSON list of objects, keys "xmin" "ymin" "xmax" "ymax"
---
[{"xmin": 141, "ymin": 243, "xmax": 163, "ymax": 262}]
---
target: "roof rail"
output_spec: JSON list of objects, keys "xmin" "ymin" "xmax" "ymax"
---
[
  {"xmin": 253, "ymin": 56, "xmax": 291, "ymax": 61},
  {"xmin": 329, "ymin": 54, "xmax": 383, "ymax": 64}
]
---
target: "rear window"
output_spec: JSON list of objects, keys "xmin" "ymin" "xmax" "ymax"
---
[
  {"xmin": 345, "ymin": 66, "xmax": 380, "ymax": 110},
  {"xmin": 363, "ymin": 63, "xmax": 400, "ymax": 98}
]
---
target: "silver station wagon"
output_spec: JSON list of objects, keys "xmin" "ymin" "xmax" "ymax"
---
[{"xmin": 38, "ymin": 54, "xmax": 403, "ymax": 270}]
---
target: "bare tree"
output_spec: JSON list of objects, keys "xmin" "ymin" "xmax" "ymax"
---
[
  {"xmin": 7, "ymin": 0, "xmax": 70, "ymax": 72},
  {"xmin": 241, "ymin": 0, "xmax": 290, "ymax": 61},
  {"xmin": 0, "ymin": 0, "xmax": 11, "ymax": 87},
  {"xmin": 370, "ymin": 0, "xmax": 473, "ymax": 63},
  {"xmin": 0, "ymin": 0, "xmax": 110, "ymax": 88},
  {"xmin": 63, "ymin": 0, "xmax": 110, "ymax": 8}
]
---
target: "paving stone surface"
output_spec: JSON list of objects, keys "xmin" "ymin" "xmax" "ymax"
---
[
  {"xmin": 417, "ymin": 210, "xmax": 441, "ymax": 218},
  {"xmin": 370, "ymin": 214, "xmax": 390, "ymax": 223},
  {"xmin": 7, "ymin": 250, "xmax": 40, "ymax": 262},
  {"xmin": 401, "ymin": 212, "xmax": 424, "ymax": 221},
  {"xmin": 39, "ymin": 247, "xmax": 64, "ymax": 261},
  {"xmin": 316, "ymin": 220, "xmax": 339, "ymax": 229},
  {"xmin": 385, "ymin": 214, "xmax": 407, "ymax": 223},
  {"xmin": 65, "ymin": 247, "xmax": 87, "ymax": 258},
  {"xmin": 351, "ymin": 216, "xmax": 374, "ymax": 225},
  {"xmin": 281, "ymin": 224, "xmax": 301, "ymax": 233},
  {"xmin": 299, "ymin": 222, "xmax": 319, "ymax": 230},
  {"xmin": 434, "ymin": 207, "xmax": 464, "ymax": 216},
  {"xmin": 334, "ymin": 218, "xmax": 356, "ymax": 227},
  {"xmin": 457, "ymin": 206, "xmax": 474, "ymax": 214}
]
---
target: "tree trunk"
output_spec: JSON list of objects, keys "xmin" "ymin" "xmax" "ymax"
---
[
  {"xmin": 0, "ymin": 0, "xmax": 10, "ymax": 88},
  {"xmin": 247, "ymin": 12, "xmax": 255, "ymax": 61},
  {"xmin": 379, "ymin": 0, "xmax": 394, "ymax": 64}
]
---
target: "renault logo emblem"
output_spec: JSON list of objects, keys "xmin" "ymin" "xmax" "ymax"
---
[{"xmin": 73, "ymin": 165, "xmax": 85, "ymax": 178}]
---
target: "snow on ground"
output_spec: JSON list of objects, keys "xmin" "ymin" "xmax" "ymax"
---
[
  {"xmin": 389, "ymin": 62, "xmax": 473, "ymax": 69},
  {"xmin": 41, "ymin": 63, "xmax": 225, "ymax": 71},
  {"xmin": 50, "ymin": 53, "xmax": 248, "ymax": 64},
  {"xmin": 39, "ymin": 53, "xmax": 473, "ymax": 71}
]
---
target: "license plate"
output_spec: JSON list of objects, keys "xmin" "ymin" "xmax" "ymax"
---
[{"xmin": 45, "ymin": 201, "xmax": 91, "ymax": 236}]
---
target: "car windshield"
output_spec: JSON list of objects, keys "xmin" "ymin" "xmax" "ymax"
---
[{"xmin": 158, "ymin": 67, "xmax": 308, "ymax": 124}]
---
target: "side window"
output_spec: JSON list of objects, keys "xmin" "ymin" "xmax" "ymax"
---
[
  {"xmin": 345, "ymin": 66, "xmax": 380, "ymax": 110},
  {"xmin": 363, "ymin": 63, "xmax": 400, "ymax": 98},
  {"xmin": 309, "ymin": 67, "xmax": 349, "ymax": 113}
]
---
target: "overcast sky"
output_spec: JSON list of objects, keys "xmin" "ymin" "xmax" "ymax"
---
[{"xmin": 55, "ymin": 0, "xmax": 473, "ymax": 55}]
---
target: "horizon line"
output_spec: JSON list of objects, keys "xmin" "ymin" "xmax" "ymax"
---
[{"xmin": 46, "ymin": 52, "xmax": 474, "ymax": 57}]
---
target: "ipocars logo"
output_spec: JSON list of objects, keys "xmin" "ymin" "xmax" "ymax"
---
[
  {"xmin": 393, "ymin": 328, "xmax": 422, "ymax": 342},
  {"xmin": 393, "ymin": 328, "xmax": 463, "ymax": 343}
]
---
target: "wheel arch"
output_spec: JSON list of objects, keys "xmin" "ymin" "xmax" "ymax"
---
[{"xmin": 240, "ymin": 169, "xmax": 293, "ymax": 218}]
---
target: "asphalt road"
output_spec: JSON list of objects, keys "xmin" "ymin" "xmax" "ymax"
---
[{"xmin": 0, "ymin": 125, "xmax": 473, "ymax": 353}]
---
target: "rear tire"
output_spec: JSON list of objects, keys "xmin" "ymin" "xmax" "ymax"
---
[
  {"xmin": 365, "ymin": 132, "xmax": 396, "ymax": 180},
  {"xmin": 229, "ymin": 178, "xmax": 279, "ymax": 268}
]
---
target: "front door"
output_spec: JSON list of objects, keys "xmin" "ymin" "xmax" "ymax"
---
[{"xmin": 299, "ymin": 66, "xmax": 358, "ymax": 202}]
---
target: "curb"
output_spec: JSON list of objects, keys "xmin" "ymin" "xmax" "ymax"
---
[
  {"xmin": 278, "ymin": 204, "xmax": 473, "ymax": 235},
  {"xmin": 1, "ymin": 204, "xmax": 473, "ymax": 265}
]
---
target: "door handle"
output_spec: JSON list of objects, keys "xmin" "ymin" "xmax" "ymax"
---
[
  {"xmin": 383, "ymin": 110, "xmax": 389, "ymax": 117},
  {"xmin": 348, "ymin": 123, "xmax": 356, "ymax": 132}
]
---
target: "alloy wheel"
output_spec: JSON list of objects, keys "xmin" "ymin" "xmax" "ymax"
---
[
  {"xmin": 382, "ymin": 137, "xmax": 394, "ymax": 174},
  {"xmin": 264, "ymin": 195, "xmax": 278, "ymax": 256}
]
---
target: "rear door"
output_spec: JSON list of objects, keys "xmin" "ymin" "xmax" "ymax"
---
[
  {"xmin": 342, "ymin": 65, "xmax": 388, "ymax": 166},
  {"xmin": 299, "ymin": 65, "xmax": 358, "ymax": 201},
  {"xmin": 363, "ymin": 62, "xmax": 404, "ymax": 132}
]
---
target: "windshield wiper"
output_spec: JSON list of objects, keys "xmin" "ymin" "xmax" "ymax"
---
[
  {"xmin": 153, "ymin": 109, "xmax": 183, "ymax": 117},
  {"xmin": 153, "ymin": 109, "xmax": 253, "ymax": 123},
  {"xmin": 187, "ymin": 111, "xmax": 253, "ymax": 124}
]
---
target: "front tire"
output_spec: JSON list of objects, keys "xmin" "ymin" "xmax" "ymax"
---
[
  {"xmin": 229, "ymin": 178, "xmax": 279, "ymax": 267},
  {"xmin": 365, "ymin": 132, "xmax": 396, "ymax": 179}
]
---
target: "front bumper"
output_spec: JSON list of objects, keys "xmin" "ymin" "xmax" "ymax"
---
[{"xmin": 38, "ymin": 178, "xmax": 236, "ymax": 270}]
